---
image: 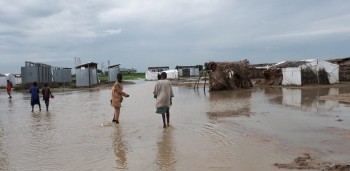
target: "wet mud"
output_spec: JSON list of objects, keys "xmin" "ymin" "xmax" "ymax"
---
[
  {"xmin": 0, "ymin": 81, "xmax": 350, "ymax": 170},
  {"xmin": 275, "ymin": 153, "xmax": 350, "ymax": 171}
]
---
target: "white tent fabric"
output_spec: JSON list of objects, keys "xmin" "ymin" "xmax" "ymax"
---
[
  {"xmin": 281, "ymin": 67, "xmax": 302, "ymax": 85},
  {"xmin": 281, "ymin": 59, "xmax": 339, "ymax": 85},
  {"xmin": 145, "ymin": 69, "xmax": 179, "ymax": 80},
  {"xmin": 0, "ymin": 73, "xmax": 21, "ymax": 87},
  {"xmin": 0, "ymin": 75, "xmax": 7, "ymax": 87},
  {"xmin": 282, "ymin": 88, "xmax": 339, "ymax": 110},
  {"xmin": 145, "ymin": 71, "xmax": 159, "ymax": 80},
  {"xmin": 312, "ymin": 60, "xmax": 339, "ymax": 84}
]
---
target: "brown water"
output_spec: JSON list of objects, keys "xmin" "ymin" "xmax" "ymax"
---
[{"xmin": 1, "ymin": 81, "xmax": 350, "ymax": 170}]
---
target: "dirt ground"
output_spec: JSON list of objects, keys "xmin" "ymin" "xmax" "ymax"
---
[
  {"xmin": 274, "ymin": 153, "xmax": 350, "ymax": 171},
  {"xmin": 318, "ymin": 93, "xmax": 350, "ymax": 103}
]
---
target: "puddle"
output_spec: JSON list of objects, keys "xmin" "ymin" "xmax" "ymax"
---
[{"xmin": 0, "ymin": 81, "xmax": 349, "ymax": 170}]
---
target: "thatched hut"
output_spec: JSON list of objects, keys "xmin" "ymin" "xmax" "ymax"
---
[{"xmin": 205, "ymin": 60, "xmax": 253, "ymax": 91}]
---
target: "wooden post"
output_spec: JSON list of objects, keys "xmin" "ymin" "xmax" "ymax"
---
[
  {"xmin": 194, "ymin": 73, "xmax": 202, "ymax": 89},
  {"xmin": 204, "ymin": 71, "xmax": 207, "ymax": 92}
]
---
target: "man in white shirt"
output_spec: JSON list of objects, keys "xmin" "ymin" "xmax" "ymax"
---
[{"xmin": 153, "ymin": 72, "xmax": 174, "ymax": 128}]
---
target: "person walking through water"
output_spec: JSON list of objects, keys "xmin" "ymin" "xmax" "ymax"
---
[
  {"xmin": 42, "ymin": 83, "xmax": 53, "ymax": 111},
  {"xmin": 6, "ymin": 80, "xmax": 12, "ymax": 98},
  {"xmin": 111, "ymin": 73, "xmax": 129, "ymax": 124},
  {"xmin": 153, "ymin": 72, "xmax": 174, "ymax": 128},
  {"xmin": 29, "ymin": 82, "xmax": 41, "ymax": 112}
]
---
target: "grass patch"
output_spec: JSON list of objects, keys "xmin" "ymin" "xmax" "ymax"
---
[
  {"xmin": 122, "ymin": 73, "xmax": 145, "ymax": 80},
  {"xmin": 98, "ymin": 73, "xmax": 145, "ymax": 82}
]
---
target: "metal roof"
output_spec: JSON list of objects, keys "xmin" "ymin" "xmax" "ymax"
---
[
  {"xmin": 108, "ymin": 64, "xmax": 120, "ymax": 68},
  {"xmin": 75, "ymin": 62, "xmax": 98, "ymax": 69}
]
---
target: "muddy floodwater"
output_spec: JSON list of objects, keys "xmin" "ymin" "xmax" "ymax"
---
[{"xmin": 1, "ymin": 81, "xmax": 350, "ymax": 170}]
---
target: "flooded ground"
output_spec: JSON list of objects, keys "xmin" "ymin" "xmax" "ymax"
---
[{"xmin": 0, "ymin": 81, "xmax": 350, "ymax": 170}]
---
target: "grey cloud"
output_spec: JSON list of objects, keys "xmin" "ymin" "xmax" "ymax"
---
[{"xmin": 1, "ymin": 0, "xmax": 350, "ymax": 73}]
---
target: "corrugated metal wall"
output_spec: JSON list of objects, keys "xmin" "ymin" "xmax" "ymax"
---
[
  {"xmin": 21, "ymin": 66, "xmax": 52, "ymax": 83},
  {"xmin": 53, "ymin": 69, "xmax": 72, "ymax": 83},
  {"xmin": 75, "ymin": 68, "xmax": 98, "ymax": 87},
  {"xmin": 108, "ymin": 67, "xmax": 120, "ymax": 82}
]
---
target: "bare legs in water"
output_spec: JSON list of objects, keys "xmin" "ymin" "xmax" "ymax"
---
[{"xmin": 161, "ymin": 111, "xmax": 170, "ymax": 128}]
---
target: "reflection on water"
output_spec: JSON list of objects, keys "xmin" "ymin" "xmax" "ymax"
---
[
  {"xmin": 8, "ymin": 98, "xmax": 13, "ymax": 110},
  {"xmin": 265, "ymin": 87, "xmax": 341, "ymax": 112},
  {"xmin": 27, "ymin": 110, "xmax": 56, "ymax": 170},
  {"xmin": 0, "ymin": 82, "xmax": 349, "ymax": 170},
  {"xmin": 207, "ymin": 90, "xmax": 252, "ymax": 119},
  {"xmin": 113, "ymin": 125, "xmax": 128, "ymax": 169},
  {"xmin": 0, "ymin": 123, "xmax": 9, "ymax": 170},
  {"xmin": 156, "ymin": 127, "xmax": 176, "ymax": 171}
]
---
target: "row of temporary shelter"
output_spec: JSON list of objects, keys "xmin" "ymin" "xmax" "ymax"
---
[
  {"xmin": 1, "ymin": 61, "xmax": 71, "ymax": 87},
  {"xmin": 75, "ymin": 62, "xmax": 125, "ymax": 86},
  {"xmin": 327, "ymin": 57, "xmax": 350, "ymax": 81},
  {"xmin": 204, "ymin": 57, "xmax": 350, "ymax": 91},
  {"xmin": 3, "ymin": 61, "xmax": 127, "ymax": 87},
  {"xmin": 13, "ymin": 61, "xmax": 123, "ymax": 87},
  {"xmin": 21, "ymin": 61, "xmax": 72, "ymax": 84},
  {"xmin": 0, "ymin": 74, "xmax": 22, "ymax": 87},
  {"xmin": 145, "ymin": 65, "xmax": 202, "ymax": 80},
  {"xmin": 264, "ymin": 59, "xmax": 339, "ymax": 86}
]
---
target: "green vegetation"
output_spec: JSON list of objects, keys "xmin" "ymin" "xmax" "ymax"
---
[
  {"xmin": 122, "ymin": 73, "xmax": 145, "ymax": 80},
  {"xmin": 97, "ymin": 72, "xmax": 145, "ymax": 82},
  {"xmin": 71, "ymin": 74, "xmax": 76, "ymax": 82},
  {"xmin": 98, "ymin": 75, "xmax": 108, "ymax": 82}
]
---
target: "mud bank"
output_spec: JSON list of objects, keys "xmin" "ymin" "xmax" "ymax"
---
[
  {"xmin": 275, "ymin": 153, "xmax": 350, "ymax": 171},
  {"xmin": 319, "ymin": 93, "xmax": 350, "ymax": 103}
]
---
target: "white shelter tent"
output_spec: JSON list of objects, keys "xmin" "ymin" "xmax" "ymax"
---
[
  {"xmin": 279, "ymin": 59, "xmax": 339, "ymax": 85},
  {"xmin": 145, "ymin": 69, "xmax": 179, "ymax": 81},
  {"xmin": 0, "ymin": 73, "xmax": 21, "ymax": 87},
  {"xmin": 145, "ymin": 71, "xmax": 159, "ymax": 80}
]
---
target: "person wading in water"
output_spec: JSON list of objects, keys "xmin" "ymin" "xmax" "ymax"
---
[
  {"xmin": 111, "ymin": 73, "xmax": 130, "ymax": 124},
  {"xmin": 42, "ymin": 83, "xmax": 53, "ymax": 111},
  {"xmin": 153, "ymin": 72, "xmax": 174, "ymax": 128}
]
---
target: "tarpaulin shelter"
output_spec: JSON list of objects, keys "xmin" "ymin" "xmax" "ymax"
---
[
  {"xmin": 145, "ymin": 69, "xmax": 179, "ymax": 80},
  {"xmin": 0, "ymin": 73, "xmax": 21, "ymax": 87},
  {"xmin": 327, "ymin": 57, "xmax": 350, "ymax": 81},
  {"xmin": 265, "ymin": 59, "xmax": 339, "ymax": 86}
]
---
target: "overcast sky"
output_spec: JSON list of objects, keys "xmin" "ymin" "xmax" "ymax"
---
[{"xmin": 1, "ymin": 0, "xmax": 350, "ymax": 73}]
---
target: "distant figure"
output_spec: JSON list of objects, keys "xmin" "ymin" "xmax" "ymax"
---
[
  {"xmin": 111, "ymin": 73, "xmax": 130, "ymax": 123},
  {"xmin": 29, "ymin": 82, "xmax": 41, "ymax": 112},
  {"xmin": 6, "ymin": 80, "xmax": 12, "ymax": 98},
  {"xmin": 153, "ymin": 72, "xmax": 174, "ymax": 128},
  {"xmin": 157, "ymin": 73, "xmax": 161, "ymax": 80},
  {"xmin": 42, "ymin": 83, "xmax": 53, "ymax": 111}
]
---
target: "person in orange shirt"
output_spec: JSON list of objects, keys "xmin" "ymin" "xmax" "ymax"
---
[
  {"xmin": 111, "ymin": 73, "xmax": 130, "ymax": 123},
  {"xmin": 6, "ymin": 80, "xmax": 12, "ymax": 98}
]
